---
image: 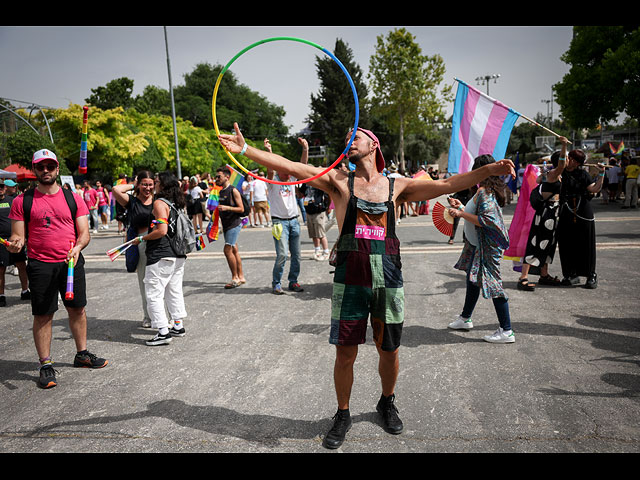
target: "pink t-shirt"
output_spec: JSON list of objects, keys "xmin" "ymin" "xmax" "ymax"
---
[
  {"xmin": 83, "ymin": 188, "xmax": 98, "ymax": 209},
  {"xmin": 9, "ymin": 188, "xmax": 89, "ymax": 263},
  {"xmin": 97, "ymin": 187, "xmax": 108, "ymax": 206}
]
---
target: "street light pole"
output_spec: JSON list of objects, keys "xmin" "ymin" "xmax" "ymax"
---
[
  {"xmin": 475, "ymin": 74, "xmax": 501, "ymax": 96},
  {"xmin": 164, "ymin": 26, "xmax": 182, "ymax": 179}
]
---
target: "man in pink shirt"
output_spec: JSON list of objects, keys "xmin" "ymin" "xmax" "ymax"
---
[
  {"xmin": 7, "ymin": 149, "xmax": 108, "ymax": 389},
  {"xmin": 83, "ymin": 181, "xmax": 99, "ymax": 233}
]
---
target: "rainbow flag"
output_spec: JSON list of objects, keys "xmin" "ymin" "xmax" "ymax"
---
[
  {"xmin": 207, "ymin": 185, "xmax": 222, "ymax": 211},
  {"xmin": 195, "ymin": 234, "xmax": 207, "ymax": 251},
  {"xmin": 225, "ymin": 164, "xmax": 245, "ymax": 191},
  {"xmin": 448, "ymin": 79, "xmax": 520, "ymax": 174},
  {"xmin": 206, "ymin": 209, "xmax": 220, "ymax": 242},
  {"xmin": 609, "ymin": 141, "xmax": 625, "ymax": 155}
]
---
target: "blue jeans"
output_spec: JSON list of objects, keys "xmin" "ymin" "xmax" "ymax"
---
[
  {"xmin": 461, "ymin": 261, "xmax": 511, "ymax": 331},
  {"xmin": 272, "ymin": 218, "xmax": 301, "ymax": 288}
]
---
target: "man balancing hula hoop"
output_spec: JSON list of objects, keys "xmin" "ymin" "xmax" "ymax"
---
[{"xmin": 219, "ymin": 123, "xmax": 515, "ymax": 449}]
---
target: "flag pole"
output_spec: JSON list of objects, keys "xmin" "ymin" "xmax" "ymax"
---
[
  {"xmin": 453, "ymin": 78, "xmax": 571, "ymax": 144},
  {"xmin": 518, "ymin": 112, "xmax": 571, "ymax": 144}
]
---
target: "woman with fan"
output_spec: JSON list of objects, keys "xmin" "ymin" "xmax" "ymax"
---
[
  {"xmin": 517, "ymin": 137, "xmax": 568, "ymax": 291},
  {"xmin": 447, "ymin": 154, "xmax": 514, "ymax": 344}
]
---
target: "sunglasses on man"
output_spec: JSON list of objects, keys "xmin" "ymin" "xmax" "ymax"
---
[{"xmin": 34, "ymin": 163, "xmax": 57, "ymax": 172}]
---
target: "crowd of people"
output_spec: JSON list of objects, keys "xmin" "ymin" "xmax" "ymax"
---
[{"xmin": 0, "ymin": 130, "xmax": 636, "ymax": 449}]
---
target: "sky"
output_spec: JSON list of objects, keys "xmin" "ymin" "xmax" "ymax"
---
[{"xmin": 0, "ymin": 26, "xmax": 574, "ymax": 136}]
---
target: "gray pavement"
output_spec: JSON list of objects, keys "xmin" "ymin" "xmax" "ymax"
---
[{"xmin": 1, "ymin": 195, "xmax": 639, "ymax": 453}]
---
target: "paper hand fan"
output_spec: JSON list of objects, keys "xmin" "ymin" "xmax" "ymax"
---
[{"xmin": 432, "ymin": 201, "xmax": 455, "ymax": 237}]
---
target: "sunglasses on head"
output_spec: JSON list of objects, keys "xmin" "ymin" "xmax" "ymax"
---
[{"xmin": 35, "ymin": 163, "xmax": 57, "ymax": 172}]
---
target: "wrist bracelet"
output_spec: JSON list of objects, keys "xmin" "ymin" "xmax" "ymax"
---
[
  {"xmin": 138, "ymin": 235, "xmax": 144, "ymax": 242},
  {"xmin": 240, "ymin": 143, "xmax": 248, "ymax": 155}
]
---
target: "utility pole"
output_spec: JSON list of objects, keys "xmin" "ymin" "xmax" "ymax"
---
[{"xmin": 164, "ymin": 26, "xmax": 182, "ymax": 179}]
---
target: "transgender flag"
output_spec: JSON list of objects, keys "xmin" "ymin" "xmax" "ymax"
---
[{"xmin": 448, "ymin": 79, "xmax": 520, "ymax": 174}]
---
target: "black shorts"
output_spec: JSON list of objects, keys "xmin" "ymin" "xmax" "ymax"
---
[
  {"xmin": 26, "ymin": 255, "xmax": 87, "ymax": 316},
  {"xmin": 0, "ymin": 244, "xmax": 27, "ymax": 267}
]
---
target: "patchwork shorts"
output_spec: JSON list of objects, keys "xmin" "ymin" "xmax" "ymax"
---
[{"xmin": 329, "ymin": 235, "xmax": 404, "ymax": 351}]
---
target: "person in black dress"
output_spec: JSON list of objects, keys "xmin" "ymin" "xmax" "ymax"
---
[{"xmin": 556, "ymin": 148, "xmax": 605, "ymax": 289}]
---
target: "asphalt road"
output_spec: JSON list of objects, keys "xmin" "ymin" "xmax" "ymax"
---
[{"xmin": 1, "ymin": 194, "xmax": 639, "ymax": 453}]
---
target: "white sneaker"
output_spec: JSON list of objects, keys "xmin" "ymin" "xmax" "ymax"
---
[
  {"xmin": 483, "ymin": 327, "xmax": 515, "ymax": 344},
  {"xmin": 448, "ymin": 316, "xmax": 473, "ymax": 330}
]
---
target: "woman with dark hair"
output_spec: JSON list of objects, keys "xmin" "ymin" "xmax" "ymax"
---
[
  {"xmin": 133, "ymin": 171, "xmax": 188, "ymax": 346},
  {"xmin": 517, "ymin": 137, "xmax": 568, "ymax": 291},
  {"xmin": 113, "ymin": 171, "xmax": 155, "ymax": 327},
  {"xmin": 446, "ymin": 154, "xmax": 514, "ymax": 343},
  {"xmin": 556, "ymin": 149, "xmax": 605, "ymax": 289}
]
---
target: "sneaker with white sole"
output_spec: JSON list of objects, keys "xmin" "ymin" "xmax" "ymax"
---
[
  {"xmin": 169, "ymin": 326, "xmax": 185, "ymax": 337},
  {"xmin": 145, "ymin": 331, "xmax": 172, "ymax": 346},
  {"xmin": 448, "ymin": 316, "xmax": 473, "ymax": 330},
  {"xmin": 483, "ymin": 327, "xmax": 515, "ymax": 344}
]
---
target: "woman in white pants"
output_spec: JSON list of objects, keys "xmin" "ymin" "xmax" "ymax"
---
[{"xmin": 133, "ymin": 172, "xmax": 188, "ymax": 346}]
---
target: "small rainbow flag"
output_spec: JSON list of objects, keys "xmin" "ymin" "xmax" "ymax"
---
[
  {"xmin": 195, "ymin": 234, "xmax": 207, "ymax": 251},
  {"xmin": 0, "ymin": 237, "xmax": 10, "ymax": 247},
  {"xmin": 106, "ymin": 238, "xmax": 138, "ymax": 261},
  {"xmin": 609, "ymin": 141, "xmax": 625, "ymax": 155},
  {"xmin": 226, "ymin": 164, "xmax": 245, "ymax": 191}
]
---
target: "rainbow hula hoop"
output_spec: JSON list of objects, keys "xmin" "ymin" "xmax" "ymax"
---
[{"xmin": 212, "ymin": 37, "xmax": 359, "ymax": 186}]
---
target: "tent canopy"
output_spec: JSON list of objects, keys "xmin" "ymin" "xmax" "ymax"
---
[
  {"xmin": 0, "ymin": 169, "xmax": 18, "ymax": 179},
  {"xmin": 2, "ymin": 163, "xmax": 36, "ymax": 181}
]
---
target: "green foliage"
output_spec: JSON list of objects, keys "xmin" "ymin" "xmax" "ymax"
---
[
  {"xmin": 307, "ymin": 39, "xmax": 370, "ymax": 162},
  {"xmin": 554, "ymin": 26, "xmax": 640, "ymax": 128},
  {"xmin": 85, "ymin": 77, "xmax": 135, "ymax": 110},
  {"xmin": 368, "ymin": 28, "xmax": 452, "ymax": 171}
]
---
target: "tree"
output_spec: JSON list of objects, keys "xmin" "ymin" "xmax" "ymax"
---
[
  {"xmin": 554, "ymin": 26, "xmax": 640, "ymax": 129},
  {"xmin": 307, "ymin": 38, "xmax": 369, "ymax": 163},
  {"xmin": 174, "ymin": 62, "xmax": 289, "ymax": 137},
  {"xmin": 85, "ymin": 77, "xmax": 135, "ymax": 110},
  {"xmin": 368, "ymin": 28, "xmax": 452, "ymax": 173},
  {"xmin": 3, "ymin": 126, "xmax": 67, "ymax": 173},
  {"xmin": 133, "ymin": 85, "xmax": 171, "ymax": 116}
]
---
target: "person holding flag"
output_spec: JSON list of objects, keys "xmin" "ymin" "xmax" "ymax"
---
[{"xmin": 214, "ymin": 166, "xmax": 246, "ymax": 289}]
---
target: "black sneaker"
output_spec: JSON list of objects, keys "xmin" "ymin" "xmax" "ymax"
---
[
  {"xmin": 322, "ymin": 409, "xmax": 352, "ymax": 449},
  {"xmin": 584, "ymin": 273, "xmax": 598, "ymax": 289},
  {"xmin": 288, "ymin": 283, "xmax": 304, "ymax": 292},
  {"xmin": 73, "ymin": 350, "xmax": 109, "ymax": 368},
  {"xmin": 376, "ymin": 393, "xmax": 403, "ymax": 434},
  {"xmin": 21, "ymin": 290, "xmax": 31, "ymax": 300},
  {"xmin": 38, "ymin": 364, "xmax": 58, "ymax": 389},
  {"xmin": 0, "ymin": 296, "xmax": 6, "ymax": 307},
  {"xmin": 169, "ymin": 326, "xmax": 186, "ymax": 337},
  {"xmin": 145, "ymin": 331, "xmax": 172, "ymax": 346}
]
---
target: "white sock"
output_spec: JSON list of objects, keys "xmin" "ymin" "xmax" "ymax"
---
[
  {"xmin": 173, "ymin": 319, "xmax": 183, "ymax": 329},
  {"xmin": 159, "ymin": 327, "xmax": 169, "ymax": 335}
]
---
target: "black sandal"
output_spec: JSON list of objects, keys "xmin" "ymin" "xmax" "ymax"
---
[{"xmin": 517, "ymin": 278, "xmax": 536, "ymax": 291}]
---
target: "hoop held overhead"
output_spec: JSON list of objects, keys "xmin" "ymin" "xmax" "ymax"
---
[{"xmin": 212, "ymin": 36, "xmax": 359, "ymax": 186}]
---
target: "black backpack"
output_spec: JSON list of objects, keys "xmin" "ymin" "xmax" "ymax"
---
[
  {"xmin": 227, "ymin": 186, "xmax": 250, "ymax": 217},
  {"xmin": 301, "ymin": 185, "xmax": 329, "ymax": 215}
]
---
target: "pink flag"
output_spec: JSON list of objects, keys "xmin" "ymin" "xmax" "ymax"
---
[{"xmin": 504, "ymin": 164, "xmax": 540, "ymax": 265}]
